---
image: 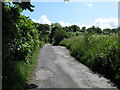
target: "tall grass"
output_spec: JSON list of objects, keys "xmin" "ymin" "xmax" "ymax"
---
[
  {"xmin": 2, "ymin": 44, "xmax": 42, "ymax": 89},
  {"xmin": 60, "ymin": 33, "xmax": 120, "ymax": 88}
]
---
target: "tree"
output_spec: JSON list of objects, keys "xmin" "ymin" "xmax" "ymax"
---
[
  {"xmin": 69, "ymin": 25, "xmax": 80, "ymax": 32},
  {"xmin": 103, "ymin": 28, "xmax": 112, "ymax": 34},
  {"xmin": 2, "ymin": 2, "xmax": 35, "ymax": 61},
  {"xmin": 63, "ymin": 26, "xmax": 70, "ymax": 32},
  {"xmin": 37, "ymin": 24, "xmax": 51, "ymax": 42},
  {"xmin": 49, "ymin": 23, "xmax": 62, "ymax": 43},
  {"xmin": 13, "ymin": 2, "xmax": 34, "ymax": 12},
  {"xmin": 51, "ymin": 23, "xmax": 62, "ymax": 29},
  {"xmin": 40, "ymin": 24, "xmax": 50, "ymax": 33},
  {"xmin": 53, "ymin": 28, "xmax": 66, "ymax": 45},
  {"xmin": 112, "ymin": 28, "xmax": 119, "ymax": 34},
  {"xmin": 94, "ymin": 27, "xmax": 102, "ymax": 34},
  {"xmin": 87, "ymin": 26, "xmax": 102, "ymax": 34},
  {"xmin": 80, "ymin": 26, "xmax": 86, "ymax": 32},
  {"xmin": 2, "ymin": 2, "xmax": 37, "ymax": 89}
]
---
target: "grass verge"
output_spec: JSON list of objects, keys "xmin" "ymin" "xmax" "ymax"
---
[
  {"xmin": 60, "ymin": 33, "xmax": 120, "ymax": 88},
  {"xmin": 2, "ymin": 44, "xmax": 42, "ymax": 89}
]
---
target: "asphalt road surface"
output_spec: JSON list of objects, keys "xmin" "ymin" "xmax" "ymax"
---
[{"xmin": 28, "ymin": 44, "xmax": 117, "ymax": 89}]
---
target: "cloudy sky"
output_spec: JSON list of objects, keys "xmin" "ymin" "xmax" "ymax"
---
[{"xmin": 22, "ymin": 2, "xmax": 118, "ymax": 29}]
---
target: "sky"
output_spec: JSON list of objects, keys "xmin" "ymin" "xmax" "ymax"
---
[{"xmin": 22, "ymin": 2, "xmax": 118, "ymax": 29}]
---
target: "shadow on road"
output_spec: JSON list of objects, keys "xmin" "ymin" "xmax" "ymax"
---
[{"xmin": 26, "ymin": 83, "xmax": 38, "ymax": 89}]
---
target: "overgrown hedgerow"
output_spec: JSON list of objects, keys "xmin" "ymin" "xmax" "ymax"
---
[{"xmin": 60, "ymin": 33, "xmax": 120, "ymax": 88}]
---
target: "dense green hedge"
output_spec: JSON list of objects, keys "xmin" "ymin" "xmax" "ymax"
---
[
  {"xmin": 2, "ymin": 2, "xmax": 42, "ymax": 89},
  {"xmin": 60, "ymin": 33, "xmax": 120, "ymax": 88},
  {"xmin": 3, "ymin": 14, "xmax": 40, "ymax": 62}
]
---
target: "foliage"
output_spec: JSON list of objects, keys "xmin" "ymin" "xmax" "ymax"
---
[
  {"xmin": 68, "ymin": 25, "xmax": 80, "ymax": 32},
  {"xmin": 87, "ymin": 26, "xmax": 102, "ymax": 34},
  {"xmin": 103, "ymin": 28, "xmax": 112, "ymax": 34},
  {"xmin": 49, "ymin": 23, "xmax": 62, "ymax": 43},
  {"xmin": 3, "ymin": 14, "xmax": 40, "ymax": 62},
  {"xmin": 2, "ymin": 2, "xmax": 42, "ymax": 89},
  {"xmin": 80, "ymin": 27, "xmax": 86, "ymax": 32},
  {"xmin": 2, "ymin": 45, "xmax": 41, "ymax": 89},
  {"xmin": 13, "ymin": 2, "xmax": 35, "ymax": 12},
  {"xmin": 60, "ymin": 33, "xmax": 120, "ymax": 88},
  {"xmin": 37, "ymin": 24, "xmax": 51, "ymax": 43},
  {"xmin": 2, "ymin": 1, "xmax": 120, "ymax": 89},
  {"xmin": 53, "ymin": 28, "xmax": 66, "ymax": 45}
]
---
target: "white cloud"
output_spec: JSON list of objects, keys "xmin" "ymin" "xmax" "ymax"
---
[
  {"xmin": 58, "ymin": 21, "xmax": 71, "ymax": 27},
  {"xmin": 93, "ymin": 17, "xmax": 118, "ymax": 29},
  {"xmin": 32, "ymin": 16, "xmax": 118, "ymax": 30},
  {"xmin": 32, "ymin": 19, "xmax": 38, "ymax": 23},
  {"xmin": 85, "ymin": 3, "xmax": 93, "ymax": 7},
  {"xmin": 40, "ymin": 15, "xmax": 52, "ymax": 25},
  {"xmin": 78, "ymin": 17, "xmax": 118, "ymax": 29},
  {"xmin": 32, "ymin": 15, "xmax": 51, "ymax": 25},
  {"xmin": 58, "ymin": 21, "xmax": 91, "ymax": 29}
]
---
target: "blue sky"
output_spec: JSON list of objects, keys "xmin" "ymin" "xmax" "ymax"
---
[{"xmin": 22, "ymin": 2, "xmax": 118, "ymax": 29}]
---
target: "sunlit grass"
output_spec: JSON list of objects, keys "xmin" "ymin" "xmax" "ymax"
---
[{"xmin": 60, "ymin": 33, "xmax": 119, "ymax": 88}]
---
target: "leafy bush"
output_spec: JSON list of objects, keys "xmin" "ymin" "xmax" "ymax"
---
[
  {"xmin": 3, "ymin": 14, "xmax": 40, "ymax": 62},
  {"xmin": 53, "ymin": 28, "xmax": 66, "ymax": 45},
  {"xmin": 2, "ymin": 2, "xmax": 41, "ymax": 89}
]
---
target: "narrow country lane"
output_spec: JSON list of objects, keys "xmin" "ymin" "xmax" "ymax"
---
[{"xmin": 28, "ymin": 44, "xmax": 117, "ymax": 89}]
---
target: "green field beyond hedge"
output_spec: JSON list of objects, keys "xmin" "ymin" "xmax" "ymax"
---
[{"xmin": 60, "ymin": 33, "xmax": 120, "ymax": 88}]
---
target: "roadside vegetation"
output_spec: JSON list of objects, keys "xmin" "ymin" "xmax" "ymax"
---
[
  {"xmin": 2, "ymin": 2, "xmax": 45, "ymax": 89},
  {"xmin": 49, "ymin": 22, "xmax": 120, "ymax": 88},
  {"xmin": 60, "ymin": 29, "xmax": 120, "ymax": 88},
  {"xmin": 2, "ymin": 1, "xmax": 120, "ymax": 89}
]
